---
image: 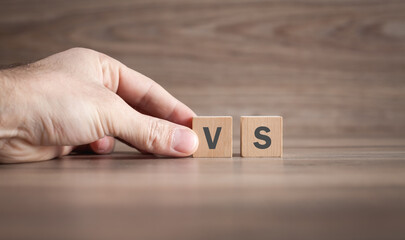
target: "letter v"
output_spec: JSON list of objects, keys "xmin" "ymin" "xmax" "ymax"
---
[{"xmin": 203, "ymin": 127, "xmax": 222, "ymax": 149}]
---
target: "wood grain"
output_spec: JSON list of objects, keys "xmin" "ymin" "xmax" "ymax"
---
[
  {"xmin": 1, "ymin": 1, "xmax": 405, "ymax": 239},
  {"xmin": 1, "ymin": 137, "xmax": 405, "ymax": 240},
  {"xmin": 240, "ymin": 116, "xmax": 283, "ymax": 157},
  {"xmin": 0, "ymin": 0, "xmax": 405, "ymax": 138},
  {"xmin": 192, "ymin": 116, "xmax": 233, "ymax": 157}
]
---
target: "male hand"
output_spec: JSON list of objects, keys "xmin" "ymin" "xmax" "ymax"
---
[{"xmin": 0, "ymin": 48, "xmax": 198, "ymax": 163}]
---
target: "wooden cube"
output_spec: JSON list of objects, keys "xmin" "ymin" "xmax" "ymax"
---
[
  {"xmin": 240, "ymin": 116, "xmax": 283, "ymax": 157},
  {"xmin": 192, "ymin": 116, "xmax": 233, "ymax": 158}
]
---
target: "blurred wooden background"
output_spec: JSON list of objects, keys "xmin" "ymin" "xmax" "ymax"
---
[{"xmin": 0, "ymin": 0, "xmax": 405, "ymax": 139}]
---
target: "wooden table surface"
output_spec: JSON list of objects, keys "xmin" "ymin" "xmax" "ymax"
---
[{"xmin": 1, "ymin": 137, "xmax": 405, "ymax": 240}]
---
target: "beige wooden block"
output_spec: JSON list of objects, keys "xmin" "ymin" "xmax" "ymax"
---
[
  {"xmin": 192, "ymin": 116, "xmax": 233, "ymax": 158},
  {"xmin": 240, "ymin": 116, "xmax": 283, "ymax": 157}
]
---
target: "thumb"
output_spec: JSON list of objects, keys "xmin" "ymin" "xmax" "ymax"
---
[{"xmin": 102, "ymin": 96, "xmax": 199, "ymax": 156}]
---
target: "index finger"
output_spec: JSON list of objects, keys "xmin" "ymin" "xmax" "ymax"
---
[{"xmin": 100, "ymin": 54, "xmax": 196, "ymax": 128}]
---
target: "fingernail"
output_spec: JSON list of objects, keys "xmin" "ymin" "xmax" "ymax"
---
[{"xmin": 172, "ymin": 128, "xmax": 198, "ymax": 154}]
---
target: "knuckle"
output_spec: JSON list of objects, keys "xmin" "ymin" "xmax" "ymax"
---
[
  {"xmin": 66, "ymin": 47, "xmax": 99, "ymax": 58},
  {"xmin": 144, "ymin": 119, "xmax": 172, "ymax": 152},
  {"xmin": 69, "ymin": 47, "xmax": 90, "ymax": 53}
]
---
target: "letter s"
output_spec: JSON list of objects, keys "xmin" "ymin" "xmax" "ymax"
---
[{"xmin": 254, "ymin": 126, "xmax": 271, "ymax": 149}]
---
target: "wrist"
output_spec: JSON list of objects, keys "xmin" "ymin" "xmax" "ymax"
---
[{"xmin": 0, "ymin": 70, "xmax": 21, "ymax": 146}]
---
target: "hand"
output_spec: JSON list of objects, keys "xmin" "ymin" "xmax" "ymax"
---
[{"xmin": 0, "ymin": 48, "xmax": 199, "ymax": 163}]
